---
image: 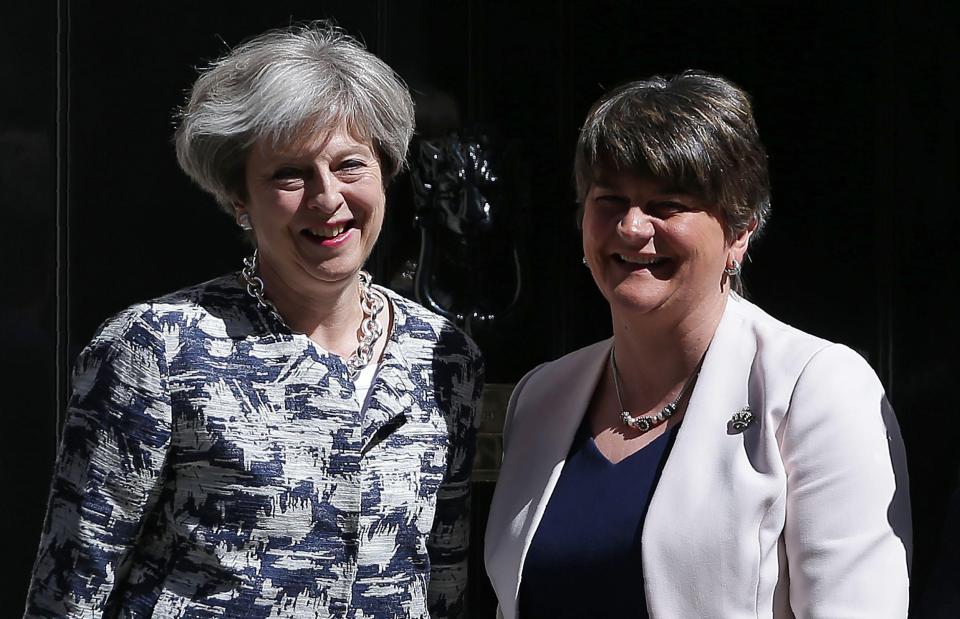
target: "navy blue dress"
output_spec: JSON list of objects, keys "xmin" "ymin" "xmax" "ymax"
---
[{"xmin": 517, "ymin": 419, "xmax": 679, "ymax": 618}]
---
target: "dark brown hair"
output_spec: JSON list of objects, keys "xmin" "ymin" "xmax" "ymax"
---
[{"xmin": 574, "ymin": 71, "xmax": 771, "ymax": 242}]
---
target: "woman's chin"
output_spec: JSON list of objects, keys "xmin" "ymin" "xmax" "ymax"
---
[
  {"xmin": 289, "ymin": 240, "xmax": 368, "ymax": 280},
  {"xmin": 611, "ymin": 295, "xmax": 663, "ymax": 316},
  {"xmin": 268, "ymin": 253, "xmax": 364, "ymax": 292},
  {"xmin": 607, "ymin": 286, "xmax": 670, "ymax": 316},
  {"xmin": 304, "ymin": 263, "xmax": 364, "ymax": 287}
]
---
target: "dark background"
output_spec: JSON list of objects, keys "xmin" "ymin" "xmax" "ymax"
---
[{"xmin": 2, "ymin": 1, "xmax": 956, "ymax": 615}]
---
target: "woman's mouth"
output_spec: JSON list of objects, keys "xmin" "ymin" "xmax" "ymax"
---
[
  {"xmin": 301, "ymin": 222, "xmax": 354, "ymax": 247},
  {"xmin": 613, "ymin": 254, "xmax": 672, "ymax": 277},
  {"xmin": 613, "ymin": 253, "xmax": 669, "ymax": 270}
]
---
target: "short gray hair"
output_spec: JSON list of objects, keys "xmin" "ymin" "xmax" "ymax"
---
[
  {"xmin": 175, "ymin": 21, "xmax": 415, "ymax": 211},
  {"xmin": 574, "ymin": 71, "xmax": 771, "ymax": 241}
]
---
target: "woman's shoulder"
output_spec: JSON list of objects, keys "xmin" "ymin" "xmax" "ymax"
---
[
  {"xmin": 725, "ymin": 294, "xmax": 881, "ymax": 393},
  {"xmin": 376, "ymin": 285, "xmax": 457, "ymax": 333},
  {"xmin": 377, "ymin": 285, "xmax": 482, "ymax": 361},
  {"xmin": 497, "ymin": 340, "xmax": 608, "ymax": 443},
  {"xmin": 146, "ymin": 272, "xmax": 247, "ymax": 316},
  {"xmin": 726, "ymin": 293, "xmax": 835, "ymax": 357},
  {"xmin": 91, "ymin": 273, "xmax": 250, "ymax": 345},
  {"xmin": 528, "ymin": 339, "xmax": 609, "ymax": 380},
  {"xmin": 510, "ymin": 340, "xmax": 609, "ymax": 403}
]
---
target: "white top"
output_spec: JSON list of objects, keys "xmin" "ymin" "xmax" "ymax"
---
[{"xmin": 354, "ymin": 359, "xmax": 380, "ymax": 406}]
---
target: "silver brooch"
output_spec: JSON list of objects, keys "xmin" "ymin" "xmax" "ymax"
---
[{"xmin": 727, "ymin": 406, "xmax": 754, "ymax": 433}]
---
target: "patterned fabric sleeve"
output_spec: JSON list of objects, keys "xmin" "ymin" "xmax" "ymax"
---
[
  {"xmin": 24, "ymin": 307, "xmax": 173, "ymax": 618},
  {"xmin": 427, "ymin": 333, "xmax": 485, "ymax": 619}
]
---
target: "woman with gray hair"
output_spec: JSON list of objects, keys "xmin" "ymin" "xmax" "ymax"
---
[
  {"xmin": 25, "ymin": 22, "xmax": 482, "ymax": 618},
  {"xmin": 485, "ymin": 72, "xmax": 911, "ymax": 617}
]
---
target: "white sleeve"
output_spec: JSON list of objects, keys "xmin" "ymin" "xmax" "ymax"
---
[
  {"xmin": 500, "ymin": 362, "xmax": 545, "ymax": 454},
  {"xmin": 780, "ymin": 344, "xmax": 911, "ymax": 618}
]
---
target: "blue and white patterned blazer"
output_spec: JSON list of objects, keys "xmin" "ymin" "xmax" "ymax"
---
[{"xmin": 25, "ymin": 273, "xmax": 484, "ymax": 618}]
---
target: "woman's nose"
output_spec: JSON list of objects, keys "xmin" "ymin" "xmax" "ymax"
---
[
  {"xmin": 306, "ymin": 172, "xmax": 343, "ymax": 214},
  {"xmin": 618, "ymin": 206, "xmax": 654, "ymax": 239}
]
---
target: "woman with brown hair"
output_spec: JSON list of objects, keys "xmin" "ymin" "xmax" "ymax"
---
[{"xmin": 485, "ymin": 71, "xmax": 910, "ymax": 618}]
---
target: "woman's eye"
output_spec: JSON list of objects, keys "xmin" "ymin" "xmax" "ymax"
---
[
  {"xmin": 338, "ymin": 158, "xmax": 366, "ymax": 172},
  {"xmin": 652, "ymin": 200, "xmax": 687, "ymax": 215},
  {"xmin": 595, "ymin": 194, "xmax": 627, "ymax": 205},
  {"xmin": 269, "ymin": 167, "xmax": 309, "ymax": 190},
  {"xmin": 271, "ymin": 167, "xmax": 303, "ymax": 181}
]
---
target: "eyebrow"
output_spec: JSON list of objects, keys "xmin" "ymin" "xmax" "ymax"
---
[
  {"xmin": 272, "ymin": 132, "xmax": 373, "ymax": 156},
  {"xmin": 590, "ymin": 175, "xmax": 622, "ymax": 191},
  {"xmin": 333, "ymin": 145, "xmax": 375, "ymax": 159},
  {"xmin": 656, "ymin": 183, "xmax": 688, "ymax": 195},
  {"xmin": 590, "ymin": 177, "xmax": 690, "ymax": 197}
]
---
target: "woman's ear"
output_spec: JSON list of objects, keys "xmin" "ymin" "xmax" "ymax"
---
[
  {"xmin": 730, "ymin": 216, "xmax": 758, "ymax": 263},
  {"xmin": 233, "ymin": 202, "xmax": 253, "ymax": 231}
]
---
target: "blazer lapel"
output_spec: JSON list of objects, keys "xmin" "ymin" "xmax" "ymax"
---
[
  {"xmin": 641, "ymin": 297, "xmax": 760, "ymax": 617},
  {"xmin": 485, "ymin": 339, "xmax": 611, "ymax": 619},
  {"xmin": 359, "ymin": 303, "xmax": 420, "ymax": 452}
]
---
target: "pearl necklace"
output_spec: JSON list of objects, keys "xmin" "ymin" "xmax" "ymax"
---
[{"xmin": 609, "ymin": 345, "xmax": 702, "ymax": 433}]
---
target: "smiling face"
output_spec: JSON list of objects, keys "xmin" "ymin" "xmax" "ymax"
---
[
  {"xmin": 236, "ymin": 127, "xmax": 386, "ymax": 295},
  {"xmin": 582, "ymin": 169, "xmax": 751, "ymax": 325}
]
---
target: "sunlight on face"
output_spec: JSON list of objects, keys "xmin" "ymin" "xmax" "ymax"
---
[{"xmin": 237, "ymin": 128, "xmax": 386, "ymax": 292}]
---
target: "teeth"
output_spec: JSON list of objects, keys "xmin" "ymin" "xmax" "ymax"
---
[
  {"xmin": 308, "ymin": 225, "xmax": 345, "ymax": 239},
  {"xmin": 618, "ymin": 254, "xmax": 664, "ymax": 265}
]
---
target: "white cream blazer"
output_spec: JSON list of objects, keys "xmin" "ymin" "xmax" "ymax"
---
[{"xmin": 484, "ymin": 294, "xmax": 911, "ymax": 618}]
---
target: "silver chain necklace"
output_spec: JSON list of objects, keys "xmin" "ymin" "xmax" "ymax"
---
[
  {"xmin": 241, "ymin": 250, "xmax": 386, "ymax": 378},
  {"xmin": 610, "ymin": 345, "xmax": 702, "ymax": 433}
]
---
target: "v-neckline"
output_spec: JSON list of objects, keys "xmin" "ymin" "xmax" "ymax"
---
[{"xmin": 581, "ymin": 422, "xmax": 679, "ymax": 467}]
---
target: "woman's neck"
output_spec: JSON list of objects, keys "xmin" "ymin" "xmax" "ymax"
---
[
  {"xmin": 257, "ymin": 259, "xmax": 365, "ymax": 357},
  {"xmin": 610, "ymin": 290, "xmax": 729, "ymax": 403}
]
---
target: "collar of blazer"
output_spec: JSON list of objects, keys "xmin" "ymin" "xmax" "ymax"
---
[{"xmin": 485, "ymin": 294, "xmax": 758, "ymax": 618}]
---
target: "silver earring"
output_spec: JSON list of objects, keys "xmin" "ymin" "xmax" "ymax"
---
[
  {"xmin": 582, "ymin": 256, "xmax": 588, "ymax": 266},
  {"xmin": 238, "ymin": 213, "xmax": 253, "ymax": 231},
  {"xmin": 723, "ymin": 258, "xmax": 741, "ymax": 277}
]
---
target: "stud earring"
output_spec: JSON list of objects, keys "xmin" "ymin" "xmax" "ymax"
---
[
  {"xmin": 582, "ymin": 256, "xmax": 589, "ymax": 267},
  {"xmin": 723, "ymin": 258, "xmax": 741, "ymax": 277},
  {"xmin": 238, "ymin": 213, "xmax": 253, "ymax": 231}
]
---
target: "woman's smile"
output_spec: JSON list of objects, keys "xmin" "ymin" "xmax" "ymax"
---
[
  {"xmin": 612, "ymin": 252, "xmax": 673, "ymax": 276},
  {"xmin": 301, "ymin": 221, "xmax": 356, "ymax": 247}
]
